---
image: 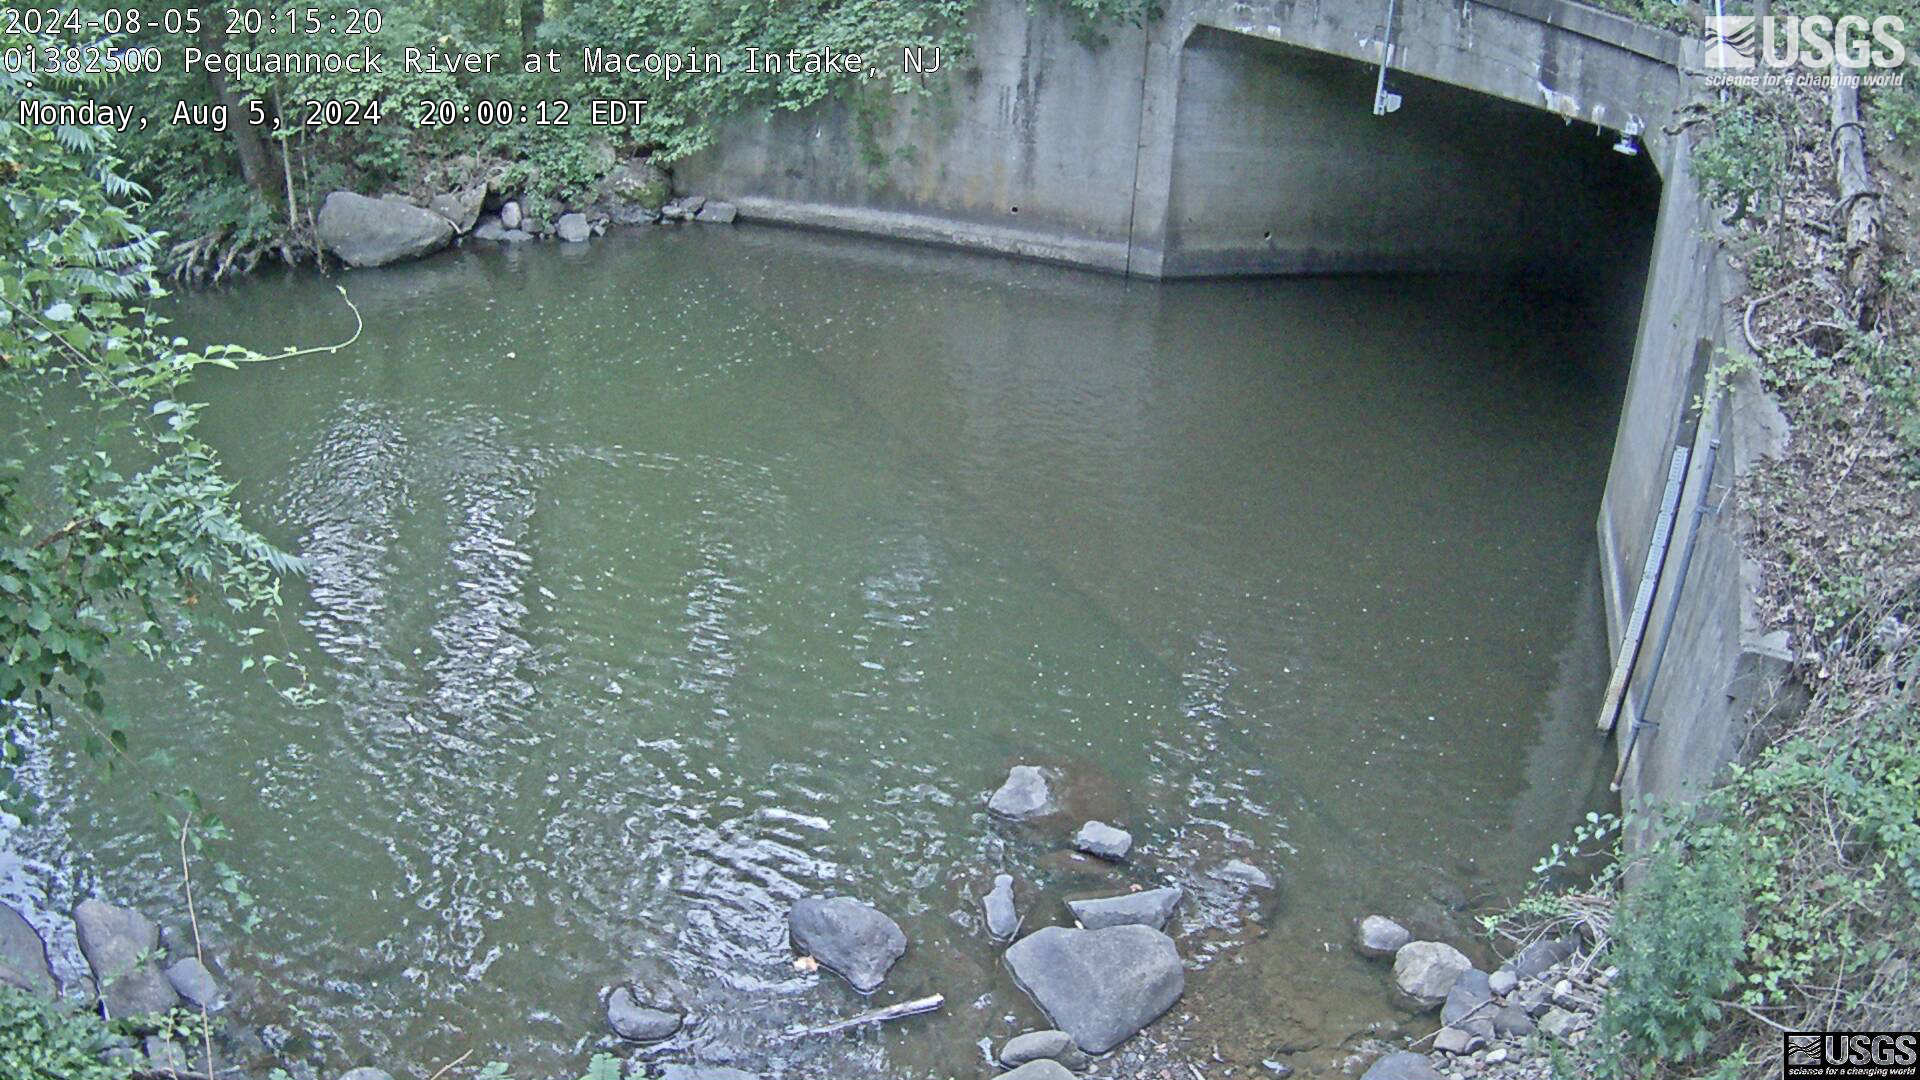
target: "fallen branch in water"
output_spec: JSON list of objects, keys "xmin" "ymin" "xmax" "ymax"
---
[{"xmin": 778, "ymin": 993, "xmax": 944, "ymax": 1039}]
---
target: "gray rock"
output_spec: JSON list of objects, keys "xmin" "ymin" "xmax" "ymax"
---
[
  {"xmin": 1353, "ymin": 915, "xmax": 1412, "ymax": 959},
  {"xmin": 1539, "ymin": 1006, "xmax": 1584, "ymax": 1040},
  {"xmin": 0, "ymin": 903, "xmax": 55, "ymax": 997},
  {"xmin": 499, "ymin": 200, "xmax": 522, "ymax": 229},
  {"xmin": 1432, "ymin": 1026, "xmax": 1485, "ymax": 1055},
  {"xmin": 74, "ymin": 899, "xmax": 179, "ymax": 1018},
  {"xmin": 696, "ymin": 201, "xmax": 738, "ymax": 224},
  {"xmin": 143, "ymin": 1036, "xmax": 188, "ymax": 1075},
  {"xmin": 556, "ymin": 213, "xmax": 592, "ymax": 242},
  {"xmin": 1067, "ymin": 886, "xmax": 1182, "ymax": 930},
  {"xmin": 1492, "ymin": 1003, "xmax": 1536, "ymax": 1037},
  {"xmin": 660, "ymin": 204, "xmax": 692, "ymax": 223},
  {"xmin": 1002, "ymin": 1062, "xmax": 1075, "ymax": 1080},
  {"xmin": 340, "ymin": 1070, "xmax": 396, "ymax": 1080},
  {"xmin": 658, "ymin": 1067, "xmax": 756, "ymax": 1080},
  {"xmin": 1441, "ymin": 969, "xmax": 1493, "ymax": 1038},
  {"xmin": 164, "ymin": 957, "xmax": 223, "ymax": 1011},
  {"xmin": 607, "ymin": 985, "xmax": 681, "ymax": 1042},
  {"xmin": 601, "ymin": 160, "xmax": 669, "ymax": 209},
  {"xmin": 1072, "ymin": 821, "xmax": 1133, "ymax": 861},
  {"xmin": 1488, "ymin": 968, "xmax": 1517, "ymax": 997},
  {"xmin": 1391, "ymin": 941, "xmax": 1472, "ymax": 1012},
  {"xmin": 1359, "ymin": 1051, "xmax": 1445, "ymax": 1080},
  {"xmin": 1004, "ymin": 924, "xmax": 1184, "ymax": 1054},
  {"xmin": 988, "ymin": 766, "xmax": 1054, "ymax": 819},
  {"xmin": 429, "ymin": 185, "xmax": 486, "ymax": 233},
  {"xmin": 788, "ymin": 896, "xmax": 906, "ymax": 993},
  {"xmin": 1210, "ymin": 859, "xmax": 1274, "ymax": 889},
  {"xmin": 1001, "ymin": 1028, "xmax": 1077, "ymax": 1066},
  {"xmin": 316, "ymin": 191, "xmax": 454, "ymax": 268},
  {"xmin": 1507, "ymin": 934, "xmax": 1577, "ymax": 981},
  {"xmin": 671, "ymin": 195, "xmax": 707, "ymax": 215},
  {"xmin": 983, "ymin": 874, "xmax": 1021, "ymax": 940}
]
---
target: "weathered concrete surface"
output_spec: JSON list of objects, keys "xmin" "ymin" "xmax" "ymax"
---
[{"xmin": 680, "ymin": 0, "xmax": 1682, "ymax": 279}]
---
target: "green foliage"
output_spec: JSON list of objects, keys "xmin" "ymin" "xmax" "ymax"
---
[
  {"xmin": 0, "ymin": 986, "xmax": 136, "ymax": 1080},
  {"xmin": 1, "ymin": 32, "xmax": 304, "ymax": 816},
  {"xmin": 1694, "ymin": 92, "xmax": 1788, "ymax": 222}
]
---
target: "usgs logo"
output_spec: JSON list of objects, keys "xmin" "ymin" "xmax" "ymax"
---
[
  {"xmin": 1782, "ymin": 1032, "xmax": 1920, "ymax": 1079},
  {"xmin": 1705, "ymin": 14, "xmax": 1908, "ymax": 69}
]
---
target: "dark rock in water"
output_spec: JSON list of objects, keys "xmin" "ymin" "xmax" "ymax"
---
[
  {"xmin": 1353, "ymin": 915, "xmax": 1411, "ymax": 959},
  {"xmin": 0, "ymin": 903, "xmax": 55, "ymax": 997},
  {"xmin": 983, "ymin": 874, "xmax": 1021, "ymax": 940},
  {"xmin": 788, "ymin": 896, "xmax": 906, "ymax": 993},
  {"xmin": 1072, "ymin": 821, "xmax": 1132, "ymax": 861},
  {"xmin": 1001, "ymin": 1028, "xmax": 1078, "ymax": 1066},
  {"xmin": 429, "ymin": 186, "xmax": 486, "ymax": 233},
  {"xmin": 316, "ymin": 191, "xmax": 454, "ymax": 268},
  {"xmin": 1002, "ymin": 1061, "xmax": 1075, "ymax": 1080},
  {"xmin": 1507, "ymin": 934, "xmax": 1578, "ymax": 981},
  {"xmin": 1210, "ymin": 859, "xmax": 1274, "ymax": 889},
  {"xmin": 556, "ymin": 213, "xmax": 592, "ymax": 243},
  {"xmin": 1067, "ymin": 886, "xmax": 1182, "ymax": 930},
  {"xmin": 1391, "ymin": 941, "xmax": 1471, "ymax": 1012},
  {"xmin": 1441, "ymin": 968, "xmax": 1493, "ymax": 1038},
  {"xmin": 696, "ymin": 201, "xmax": 738, "ymax": 224},
  {"xmin": 1493, "ymin": 1003, "xmax": 1536, "ymax": 1037},
  {"xmin": 1004, "ymin": 924, "xmax": 1184, "ymax": 1053},
  {"xmin": 1360, "ymin": 1051, "xmax": 1445, "ymax": 1080},
  {"xmin": 659, "ymin": 1066, "xmax": 756, "ymax": 1080},
  {"xmin": 164, "ymin": 957, "xmax": 223, "ymax": 1011},
  {"xmin": 607, "ymin": 985, "xmax": 682, "ymax": 1042},
  {"xmin": 988, "ymin": 766, "xmax": 1054, "ymax": 819},
  {"xmin": 74, "ymin": 899, "xmax": 179, "ymax": 1018}
]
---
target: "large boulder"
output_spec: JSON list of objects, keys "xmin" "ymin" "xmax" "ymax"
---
[
  {"xmin": 1392, "ymin": 941, "xmax": 1473, "ymax": 1011},
  {"xmin": 74, "ymin": 899, "xmax": 179, "ymax": 1018},
  {"xmin": 988, "ymin": 766, "xmax": 1054, "ymax": 819},
  {"xmin": 1072, "ymin": 820, "xmax": 1133, "ymax": 861},
  {"xmin": 1004, "ymin": 924, "xmax": 1184, "ymax": 1054},
  {"xmin": 428, "ymin": 186, "xmax": 486, "ymax": 233},
  {"xmin": 607, "ymin": 985, "xmax": 681, "ymax": 1042},
  {"xmin": 788, "ymin": 897, "xmax": 906, "ymax": 993},
  {"xmin": 318, "ymin": 191, "xmax": 454, "ymax": 268},
  {"xmin": 0, "ymin": 903, "xmax": 55, "ymax": 997},
  {"xmin": 1360, "ymin": 1051, "xmax": 1445, "ymax": 1080},
  {"xmin": 1067, "ymin": 886, "xmax": 1182, "ymax": 930},
  {"xmin": 598, "ymin": 158, "xmax": 670, "ymax": 211},
  {"xmin": 983, "ymin": 874, "xmax": 1020, "ymax": 940}
]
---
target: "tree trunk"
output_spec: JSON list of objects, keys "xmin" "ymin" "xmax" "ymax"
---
[{"xmin": 197, "ymin": 17, "xmax": 283, "ymax": 207}]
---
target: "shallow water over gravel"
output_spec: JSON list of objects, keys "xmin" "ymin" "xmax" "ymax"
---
[{"xmin": 3, "ymin": 227, "xmax": 1631, "ymax": 1077}]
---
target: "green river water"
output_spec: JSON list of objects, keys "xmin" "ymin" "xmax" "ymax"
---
[{"xmin": 4, "ymin": 226, "xmax": 1634, "ymax": 1078}]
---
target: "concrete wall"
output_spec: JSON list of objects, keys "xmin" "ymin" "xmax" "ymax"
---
[{"xmin": 679, "ymin": 0, "xmax": 1797, "ymax": 827}]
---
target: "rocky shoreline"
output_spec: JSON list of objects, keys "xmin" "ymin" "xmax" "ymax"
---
[{"xmin": 310, "ymin": 153, "xmax": 737, "ymax": 271}]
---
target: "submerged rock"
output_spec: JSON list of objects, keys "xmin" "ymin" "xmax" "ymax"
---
[
  {"xmin": 74, "ymin": 899, "xmax": 179, "ymax": 1018},
  {"xmin": 1067, "ymin": 886, "xmax": 1182, "ymax": 930},
  {"xmin": 1210, "ymin": 859, "xmax": 1274, "ymax": 890},
  {"xmin": 1354, "ymin": 915, "xmax": 1412, "ymax": 959},
  {"xmin": 164, "ymin": 956, "xmax": 224, "ymax": 1011},
  {"xmin": 1392, "ymin": 941, "xmax": 1471, "ymax": 1011},
  {"xmin": 0, "ymin": 903, "xmax": 55, "ymax": 997},
  {"xmin": 788, "ymin": 896, "xmax": 906, "ymax": 993},
  {"xmin": 316, "ymin": 191, "xmax": 454, "ymax": 268},
  {"xmin": 983, "ymin": 874, "xmax": 1021, "ymax": 940},
  {"xmin": 988, "ymin": 766, "xmax": 1054, "ymax": 819},
  {"xmin": 1004, "ymin": 924, "xmax": 1184, "ymax": 1053},
  {"xmin": 607, "ymin": 985, "xmax": 682, "ymax": 1042},
  {"xmin": 1072, "ymin": 821, "xmax": 1132, "ymax": 861}
]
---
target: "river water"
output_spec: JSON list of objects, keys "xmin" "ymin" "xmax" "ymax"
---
[{"xmin": 4, "ymin": 227, "xmax": 1635, "ymax": 1078}]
